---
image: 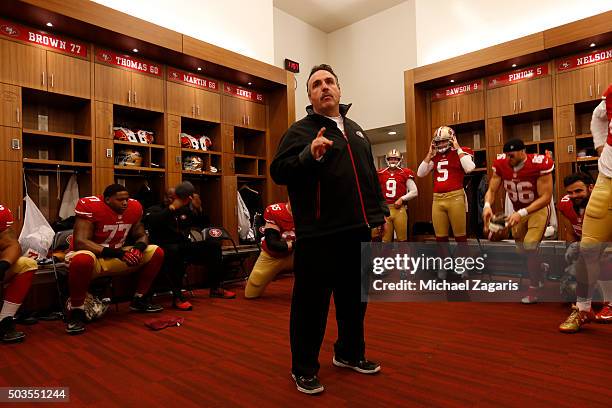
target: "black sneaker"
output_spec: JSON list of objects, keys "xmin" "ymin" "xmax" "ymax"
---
[
  {"xmin": 291, "ymin": 374, "xmax": 324, "ymax": 395},
  {"xmin": 0, "ymin": 316, "xmax": 25, "ymax": 343},
  {"xmin": 130, "ymin": 296, "xmax": 163, "ymax": 313},
  {"xmin": 332, "ymin": 356, "xmax": 381, "ymax": 374},
  {"xmin": 65, "ymin": 308, "xmax": 86, "ymax": 335}
]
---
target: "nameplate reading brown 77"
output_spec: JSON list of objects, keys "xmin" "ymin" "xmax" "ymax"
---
[
  {"xmin": 0, "ymin": 18, "xmax": 87, "ymax": 58},
  {"xmin": 95, "ymin": 48, "xmax": 163, "ymax": 77},
  {"xmin": 431, "ymin": 80, "xmax": 482, "ymax": 101},
  {"xmin": 224, "ymin": 84, "xmax": 265, "ymax": 103},
  {"xmin": 167, "ymin": 68, "xmax": 219, "ymax": 91}
]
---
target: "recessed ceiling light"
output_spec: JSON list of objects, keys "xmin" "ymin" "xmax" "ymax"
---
[
  {"xmin": 388, "ymin": 131, "xmax": 397, "ymax": 135},
  {"xmin": 132, "ymin": 48, "xmax": 138, "ymax": 53},
  {"xmin": 512, "ymin": 63, "xmax": 517, "ymax": 68},
  {"xmin": 590, "ymin": 42, "xmax": 596, "ymax": 47},
  {"xmin": 247, "ymin": 82, "xmax": 252, "ymax": 86},
  {"xmin": 46, "ymin": 22, "xmax": 53, "ymax": 27},
  {"xmin": 450, "ymin": 79, "xmax": 455, "ymax": 83},
  {"xmin": 197, "ymin": 67, "xmax": 202, "ymax": 71}
]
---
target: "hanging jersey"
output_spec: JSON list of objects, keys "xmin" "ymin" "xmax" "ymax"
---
[
  {"xmin": 0, "ymin": 204, "xmax": 14, "ymax": 232},
  {"xmin": 378, "ymin": 167, "xmax": 415, "ymax": 204},
  {"xmin": 431, "ymin": 147, "xmax": 473, "ymax": 193},
  {"xmin": 493, "ymin": 153, "xmax": 554, "ymax": 211},
  {"xmin": 558, "ymin": 195, "xmax": 584, "ymax": 239},
  {"xmin": 74, "ymin": 196, "xmax": 143, "ymax": 249},
  {"xmin": 261, "ymin": 203, "xmax": 295, "ymax": 258}
]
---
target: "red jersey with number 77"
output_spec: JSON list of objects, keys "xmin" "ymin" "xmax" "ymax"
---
[
  {"xmin": 74, "ymin": 196, "xmax": 143, "ymax": 249},
  {"xmin": 0, "ymin": 204, "xmax": 14, "ymax": 232},
  {"xmin": 431, "ymin": 147, "xmax": 473, "ymax": 193},
  {"xmin": 492, "ymin": 153, "xmax": 554, "ymax": 211}
]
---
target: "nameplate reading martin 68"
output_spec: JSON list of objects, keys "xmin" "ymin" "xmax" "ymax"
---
[{"xmin": 0, "ymin": 387, "xmax": 69, "ymax": 403}]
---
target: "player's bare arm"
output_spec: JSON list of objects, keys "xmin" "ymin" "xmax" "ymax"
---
[
  {"xmin": 0, "ymin": 227, "xmax": 20, "ymax": 264},
  {"xmin": 483, "ymin": 172, "xmax": 502, "ymax": 233},
  {"xmin": 560, "ymin": 213, "xmax": 577, "ymax": 243},
  {"xmin": 73, "ymin": 217, "xmax": 105, "ymax": 256},
  {"xmin": 129, "ymin": 218, "xmax": 148, "ymax": 246}
]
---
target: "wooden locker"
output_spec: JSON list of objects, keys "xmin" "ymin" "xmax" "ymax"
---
[
  {"xmin": 222, "ymin": 96, "xmax": 245, "ymax": 127},
  {"xmin": 222, "ymin": 175, "xmax": 238, "ymax": 243},
  {"xmin": 0, "ymin": 39, "xmax": 46, "ymax": 90},
  {"xmin": 0, "ymin": 83, "xmax": 21, "ymax": 128},
  {"xmin": 455, "ymin": 92, "xmax": 484, "ymax": 124},
  {"xmin": 555, "ymin": 67, "xmax": 595, "ymax": 105},
  {"xmin": 486, "ymin": 117, "xmax": 503, "ymax": 147},
  {"xmin": 95, "ymin": 138, "xmax": 114, "ymax": 168},
  {"xmin": 94, "ymin": 63, "xmax": 131, "ymax": 105},
  {"xmin": 131, "ymin": 72, "xmax": 164, "ymax": 112},
  {"xmin": 166, "ymin": 172, "xmax": 182, "ymax": 190},
  {"xmin": 166, "ymin": 114, "xmax": 181, "ymax": 148},
  {"xmin": 431, "ymin": 98, "xmax": 455, "ymax": 128},
  {"xmin": 94, "ymin": 101, "xmax": 114, "ymax": 139},
  {"xmin": 167, "ymin": 147, "xmax": 182, "ymax": 173},
  {"xmin": 517, "ymin": 76, "xmax": 552, "ymax": 112},
  {"xmin": 486, "ymin": 85, "xmax": 516, "ymax": 117},
  {"xmin": 595, "ymin": 61, "xmax": 612, "ymax": 98},
  {"xmin": 194, "ymin": 88, "xmax": 221, "ymax": 123},
  {"xmin": 556, "ymin": 105, "xmax": 575, "ymax": 138},
  {"xmin": 0, "ymin": 127, "xmax": 21, "ymax": 162},
  {"xmin": 0, "ymin": 160, "xmax": 24, "ymax": 232},
  {"xmin": 244, "ymin": 100, "xmax": 267, "ymax": 130},
  {"xmin": 557, "ymin": 136, "xmax": 576, "ymax": 163},
  {"xmin": 221, "ymin": 124, "xmax": 234, "ymax": 153},
  {"xmin": 166, "ymin": 82, "xmax": 195, "ymax": 118},
  {"xmin": 46, "ymin": 51, "xmax": 91, "ymax": 99},
  {"xmin": 94, "ymin": 167, "xmax": 114, "ymax": 194}
]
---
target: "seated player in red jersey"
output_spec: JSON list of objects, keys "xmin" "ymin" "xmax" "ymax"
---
[
  {"xmin": 0, "ymin": 204, "xmax": 38, "ymax": 343},
  {"xmin": 376, "ymin": 149, "xmax": 418, "ymax": 242},
  {"xmin": 483, "ymin": 138, "xmax": 554, "ymax": 303},
  {"xmin": 65, "ymin": 184, "xmax": 164, "ymax": 335},
  {"xmin": 245, "ymin": 201, "xmax": 295, "ymax": 298},
  {"xmin": 418, "ymin": 126, "xmax": 475, "ymax": 278}
]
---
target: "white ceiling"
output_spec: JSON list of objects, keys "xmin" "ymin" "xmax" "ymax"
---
[
  {"xmin": 273, "ymin": 0, "xmax": 408, "ymax": 33},
  {"xmin": 366, "ymin": 123, "xmax": 405, "ymax": 145}
]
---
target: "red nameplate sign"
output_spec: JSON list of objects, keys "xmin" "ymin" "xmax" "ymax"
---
[
  {"xmin": 431, "ymin": 80, "xmax": 482, "ymax": 101},
  {"xmin": 487, "ymin": 64, "xmax": 549, "ymax": 88},
  {"xmin": 558, "ymin": 47, "xmax": 612, "ymax": 72},
  {"xmin": 224, "ymin": 84, "xmax": 264, "ymax": 103},
  {"xmin": 167, "ymin": 68, "xmax": 218, "ymax": 91},
  {"xmin": 95, "ymin": 48, "xmax": 162, "ymax": 77},
  {"xmin": 0, "ymin": 18, "xmax": 87, "ymax": 58}
]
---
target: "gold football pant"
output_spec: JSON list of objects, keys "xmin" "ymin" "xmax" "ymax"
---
[
  {"xmin": 3, "ymin": 257, "xmax": 38, "ymax": 282},
  {"xmin": 512, "ymin": 206, "xmax": 549, "ymax": 252},
  {"xmin": 383, "ymin": 204, "xmax": 408, "ymax": 242},
  {"xmin": 66, "ymin": 245, "xmax": 160, "ymax": 277},
  {"xmin": 432, "ymin": 189, "xmax": 466, "ymax": 238},
  {"xmin": 245, "ymin": 250, "xmax": 294, "ymax": 298}
]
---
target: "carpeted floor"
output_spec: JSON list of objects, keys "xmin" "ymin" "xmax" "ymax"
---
[{"xmin": 2, "ymin": 276, "xmax": 612, "ymax": 407}]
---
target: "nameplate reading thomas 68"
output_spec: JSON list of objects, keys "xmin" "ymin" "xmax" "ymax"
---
[{"xmin": 0, "ymin": 387, "xmax": 69, "ymax": 403}]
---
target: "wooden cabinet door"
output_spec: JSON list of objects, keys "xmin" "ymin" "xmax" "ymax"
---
[
  {"xmin": 0, "ymin": 161, "xmax": 24, "ymax": 232},
  {"xmin": 222, "ymin": 96, "xmax": 245, "ymax": 127},
  {"xmin": 167, "ymin": 147, "xmax": 182, "ymax": 172},
  {"xmin": 166, "ymin": 82, "xmax": 195, "ymax": 118},
  {"xmin": 95, "ymin": 138, "xmax": 114, "ymax": 168},
  {"xmin": 486, "ymin": 117, "xmax": 503, "ymax": 147},
  {"xmin": 486, "ymin": 85, "xmax": 517, "ymax": 117},
  {"xmin": 556, "ymin": 105, "xmax": 575, "ymax": 138},
  {"xmin": 46, "ymin": 52, "xmax": 91, "ymax": 98},
  {"xmin": 0, "ymin": 83, "xmax": 21, "ymax": 128},
  {"xmin": 0, "ymin": 127, "xmax": 21, "ymax": 161},
  {"xmin": 244, "ymin": 100, "xmax": 266, "ymax": 130},
  {"xmin": 595, "ymin": 61, "xmax": 612, "ymax": 98},
  {"xmin": 456, "ymin": 92, "xmax": 483, "ymax": 124},
  {"xmin": 167, "ymin": 114, "xmax": 181, "ymax": 148},
  {"xmin": 131, "ymin": 72, "xmax": 164, "ymax": 112},
  {"xmin": 517, "ymin": 76, "xmax": 552, "ymax": 112},
  {"xmin": 194, "ymin": 88, "xmax": 221, "ymax": 123},
  {"xmin": 0, "ymin": 40, "xmax": 46, "ymax": 90},
  {"xmin": 93, "ymin": 167, "xmax": 114, "ymax": 195},
  {"xmin": 94, "ymin": 101, "xmax": 113, "ymax": 139},
  {"xmin": 166, "ymin": 172, "xmax": 182, "ymax": 190},
  {"xmin": 94, "ymin": 64, "xmax": 131, "ymax": 105},
  {"xmin": 431, "ymin": 98, "xmax": 456, "ymax": 128},
  {"xmin": 555, "ymin": 67, "xmax": 594, "ymax": 105},
  {"xmin": 557, "ymin": 136, "xmax": 576, "ymax": 163}
]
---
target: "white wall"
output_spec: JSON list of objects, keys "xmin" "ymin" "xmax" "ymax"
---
[
  {"xmin": 92, "ymin": 0, "xmax": 275, "ymax": 64},
  {"xmin": 416, "ymin": 0, "xmax": 612, "ymax": 67},
  {"xmin": 327, "ymin": 1, "xmax": 417, "ymax": 130},
  {"xmin": 273, "ymin": 8, "xmax": 328, "ymax": 118}
]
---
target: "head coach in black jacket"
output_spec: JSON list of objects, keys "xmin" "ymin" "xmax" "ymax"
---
[{"xmin": 270, "ymin": 64, "xmax": 389, "ymax": 395}]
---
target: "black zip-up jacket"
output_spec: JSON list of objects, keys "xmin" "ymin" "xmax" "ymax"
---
[
  {"xmin": 270, "ymin": 103, "xmax": 389, "ymax": 240},
  {"xmin": 143, "ymin": 203, "xmax": 210, "ymax": 246}
]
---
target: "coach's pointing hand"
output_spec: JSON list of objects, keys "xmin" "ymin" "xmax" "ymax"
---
[{"xmin": 310, "ymin": 127, "xmax": 333, "ymax": 160}]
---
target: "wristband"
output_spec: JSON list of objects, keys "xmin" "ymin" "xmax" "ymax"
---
[
  {"xmin": 102, "ymin": 247, "xmax": 124, "ymax": 259},
  {"xmin": 457, "ymin": 148, "xmax": 465, "ymax": 155},
  {"xmin": 483, "ymin": 202, "xmax": 491, "ymax": 209},
  {"xmin": 133, "ymin": 241, "xmax": 147, "ymax": 252},
  {"xmin": 517, "ymin": 208, "xmax": 529, "ymax": 218}
]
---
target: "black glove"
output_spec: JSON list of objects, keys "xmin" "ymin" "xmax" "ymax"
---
[
  {"xmin": 101, "ymin": 247, "xmax": 125, "ymax": 259},
  {"xmin": 0, "ymin": 260, "xmax": 10, "ymax": 282}
]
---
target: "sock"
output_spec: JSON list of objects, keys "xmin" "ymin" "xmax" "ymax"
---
[
  {"xmin": 0, "ymin": 301, "xmax": 20, "ymax": 320},
  {"xmin": 527, "ymin": 253, "xmax": 542, "ymax": 287},
  {"xmin": 597, "ymin": 280, "xmax": 612, "ymax": 303},
  {"xmin": 135, "ymin": 247, "xmax": 164, "ymax": 294},
  {"xmin": 576, "ymin": 297, "xmax": 592, "ymax": 312},
  {"xmin": 68, "ymin": 253, "xmax": 95, "ymax": 308},
  {"xmin": 3, "ymin": 270, "xmax": 35, "ymax": 305}
]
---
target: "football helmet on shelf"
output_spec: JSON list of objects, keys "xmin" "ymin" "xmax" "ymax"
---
[
  {"xmin": 115, "ymin": 149, "xmax": 143, "ymax": 167},
  {"xmin": 199, "ymin": 135, "xmax": 212, "ymax": 151},
  {"xmin": 113, "ymin": 127, "xmax": 138, "ymax": 143},
  {"xmin": 180, "ymin": 133, "xmax": 199, "ymax": 150},
  {"xmin": 183, "ymin": 155, "xmax": 203, "ymax": 172},
  {"xmin": 136, "ymin": 130, "xmax": 154, "ymax": 144}
]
